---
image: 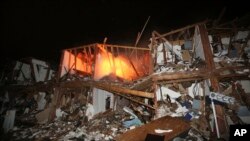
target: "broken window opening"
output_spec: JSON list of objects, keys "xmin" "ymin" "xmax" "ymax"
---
[{"xmin": 105, "ymin": 96, "xmax": 111, "ymax": 110}]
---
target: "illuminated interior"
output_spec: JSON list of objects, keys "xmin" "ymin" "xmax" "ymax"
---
[{"xmin": 60, "ymin": 43, "xmax": 152, "ymax": 81}]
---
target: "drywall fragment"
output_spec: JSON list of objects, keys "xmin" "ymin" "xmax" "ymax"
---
[
  {"xmin": 85, "ymin": 103, "xmax": 94, "ymax": 121},
  {"xmin": 3, "ymin": 110, "xmax": 16, "ymax": 133},
  {"xmin": 56, "ymin": 108, "xmax": 66, "ymax": 120},
  {"xmin": 37, "ymin": 92, "xmax": 47, "ymax": 110},
  {"xmin": 123, "ymin": 106, "xmax": 138, "ymax": 118},
  {"xmin": 156, "ymin": 86, "xmax": 181, "ymax": 101},
  {"xmin": 188, "ymin": 83, "xmax": 203, "ymax": 98}
]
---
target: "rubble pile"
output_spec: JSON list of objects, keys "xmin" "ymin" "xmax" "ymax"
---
[
  {"xmin": 11, "ymin": 120, "xmax": 76, "ymax": 140},
  {"xmin": 64, "ymin": 109, "xmax": 129, "ymax": 141},
  {"xmin": 1, "ymin": 91, "xmax": 141, "ymax": 141},
  {"xmin": 8, "ymin": 108, "xmax": 141, "ymax": 141}
]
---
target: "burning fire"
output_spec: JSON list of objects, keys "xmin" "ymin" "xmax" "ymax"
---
[
  {"xmin": 94, "ymin": 44, "xmax": 138, "ymax": 81},
  {"xmin": 61, "ymin": 44, "xmax": 150, "ymax": 81}
]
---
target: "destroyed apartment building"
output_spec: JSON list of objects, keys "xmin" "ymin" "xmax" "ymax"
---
[
  {"xmin": 1, "ymin": 58, "xmax": 55, "ymax": 85},
  {"xmin": 1, "ymin": 18, "xmax": 250, "ymax": 141}
]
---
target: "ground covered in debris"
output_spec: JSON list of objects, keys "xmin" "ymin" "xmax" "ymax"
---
[{"xmin": 2, "ymin": 108, "xmax": 132, "ymax": 141}]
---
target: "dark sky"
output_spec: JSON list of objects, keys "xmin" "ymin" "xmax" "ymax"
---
[{"xmin": 1, "ymin": 0, "xmax": 249, "ymax": 65}]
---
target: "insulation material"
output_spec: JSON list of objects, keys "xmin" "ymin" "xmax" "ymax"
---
[
  {"xmin": 60, "ymin": 50, "xmax": 92, "ymax": 77},
  {"xmin": 3, "ymin": 110, "xmax": 16, "ymax": 133},
  {"xmin": 156, "ymin": 86, "xmax": 181, "ymax": 101},
  {"xmin": 93, "ymin": 88, "xmax": 114, "ymax": 115}
]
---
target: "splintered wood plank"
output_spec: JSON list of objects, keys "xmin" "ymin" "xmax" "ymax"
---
[
  {"xmin": 61, "ymin": 80, "xmax": 154, "ymax": 98},
  {"xmin": 199, "ymin": 24, "xmax": 227, "ymax": 136},
  {"xmin": 115, "ymin": 116, "xmax": 190, "ymax": 141}
]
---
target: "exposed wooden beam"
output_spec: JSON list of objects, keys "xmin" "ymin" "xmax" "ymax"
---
[
  {"xmin": 60, "ymin": 80, "xmax": 154, "ymax": 98},
  {"xmin": 152, "ymin": 31, "xmax": 167, "ymax": 42},
  {"xmin": 152, "ymin": 66, "xmax": 250, "ymax": 82},
  {"xmin": 115, "ymin": 93, "xmax": 155, "ymax": 109},
  {"xmin": 155, "ymin": 20, "xmax": 207, "ymax": 40},
  {"xmin": 62, "ymin": 43, "xmax": 150, "ymax": 51},
  {"xmin": 199, "ymin": 24, "xmax": 227, "ymax": 137},
  {"xmin": 152, "ymin": 70, "xmax": 208, "ymax": 81}
]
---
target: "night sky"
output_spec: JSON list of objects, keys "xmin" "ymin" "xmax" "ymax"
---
[{"xmin": 1, "ymin": 0, "xmax": 249, "ymax": 67}]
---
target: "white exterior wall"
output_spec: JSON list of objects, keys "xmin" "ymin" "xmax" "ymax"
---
[
  {"xmin": 12, "ymin": 59, "xmax": 54, "ymax": 83},
  {"xmin": 14, "ymin": 61, "xmax": 32, "ymax": 81},
  {"xmin": 32, "ymin": 59, "xmax": 54, "ymax": 82},
  {"xmin": 92, "ymin": 88, "xmax": 114, "ymax": 115}
]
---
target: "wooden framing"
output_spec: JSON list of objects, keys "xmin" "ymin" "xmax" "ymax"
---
[
  {"xmin": 154, "ymin": 20, "xmax": 207, "ymax": 40},
  {"xmin": 150, "ymin": 22, "xmax": 250, "ymax": 138}
]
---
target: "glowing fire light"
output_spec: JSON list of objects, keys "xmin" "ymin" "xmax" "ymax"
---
[{"xmin": 94, "ymin": 44, "xmax": 138, "ymax": 81}]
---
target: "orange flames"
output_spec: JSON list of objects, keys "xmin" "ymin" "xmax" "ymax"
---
[
  {"xmin": 61, "ymin": 44, "xmax": 150, "ymax": 81},
  {"xmin": 61, "ymin": 50, "xmax": 92, "ymax": 77},
  {"xmin": 94, "ymin": 44, "xmax": 138, "ymax": 81}
]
